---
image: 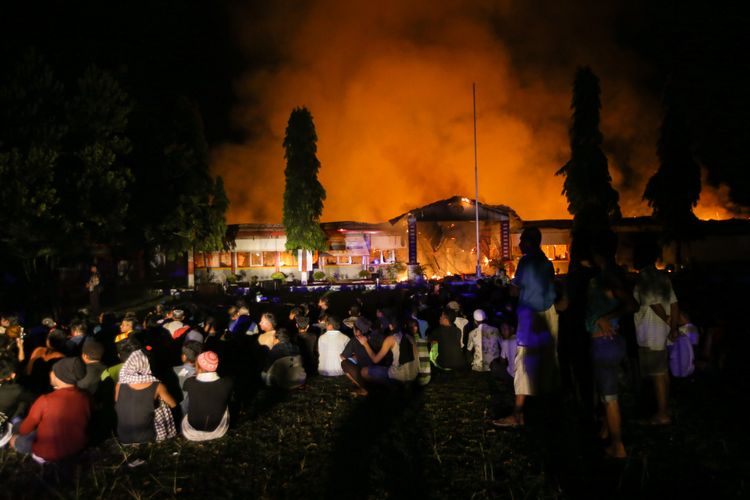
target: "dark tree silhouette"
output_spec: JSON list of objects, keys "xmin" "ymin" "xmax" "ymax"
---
[
  {"xmin": 0, "ymin": 52, "xmax": 133, "ymax": 268},
  {"xmin": 644, "ymin": 91, "xmax": 701, "ymax": 239},
  {"xmin": 127, "ymin": 96, "xmax": 229, "ymax": 258},
  {"xmin": 556, "ymin": 66, "xmax": 621, "ymax": 230},
  {"xmin": 282, "ymin": 107, "xmax": 327, "ymax": 253}
]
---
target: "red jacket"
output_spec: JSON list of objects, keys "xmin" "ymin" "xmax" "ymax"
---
[{"xmin": 18, "ymin": 386, "xmax": 91, "ymax": 461}]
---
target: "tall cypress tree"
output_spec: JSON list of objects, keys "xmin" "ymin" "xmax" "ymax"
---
[
  {"xmin": 556, "ymin": 66, "xmax": 621, "ymax": 230},
  {"xmin": 644, "ymin": 91, "xmax": 701, "ymax": 238},
  {"xmin": 282, "ymin": 107, "xmax": 327, "ymax": 252}
]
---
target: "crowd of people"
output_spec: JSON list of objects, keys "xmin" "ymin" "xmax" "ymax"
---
[{"xmin": 0, "ymin": 227, "xmax": 701, "ymax": 466}]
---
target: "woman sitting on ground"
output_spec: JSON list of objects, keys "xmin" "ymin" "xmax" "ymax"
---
[
  {"xmin": 355, "ymin": 316, "xmax": 418, "ymax": 394},
  {"xmin": 340, "ymin": 317, "xmax": 380, "ymax": 396},
  {"xmin": 20, "ymin": 328, "xmax": 68, "ymax": 394},
  {"xmin": 115, "ymin": 350, "xmax": 177, "ymax": 444},
  {"xmin": 182, "ymin": 351, "xmax": 233, "ymax": 441}
]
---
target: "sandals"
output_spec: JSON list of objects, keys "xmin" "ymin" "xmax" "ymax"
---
[{"xmin": 491, "ymin": 415, "xmax": 524, "ymax": 429}]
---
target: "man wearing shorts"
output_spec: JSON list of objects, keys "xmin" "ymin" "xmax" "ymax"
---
[{"xmin": 493, "ymin": 227, "xmax": 557, "ymax": 428}]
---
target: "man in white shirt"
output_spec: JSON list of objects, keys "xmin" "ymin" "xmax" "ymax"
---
[
  {"xmin": 446, "ymin": 301, "xmax": 469, "ymax": 347},
  {"xmin": 634, "ymin": 262, "xmax": 679, "ymax": 425},
  {"xmin": 317, "ymin": 316, "xmax": 350, "ymax": 376},
  {"xmin": 164, "ymin": 309, "xmax": 186, "ymax": 337}
]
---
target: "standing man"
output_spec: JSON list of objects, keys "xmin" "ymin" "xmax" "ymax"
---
[
  {"xmin": 86, "ymin": 265, "xmax": 102, "ymax": 317},
  {"xmin": 493, "ymin": 227, "xmax": 558, "ymax": 428}
]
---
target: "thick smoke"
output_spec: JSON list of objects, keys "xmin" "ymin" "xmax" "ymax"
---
[{"xmin": 212, "ymin": 0, "xmax": 724, "ymax": 223}]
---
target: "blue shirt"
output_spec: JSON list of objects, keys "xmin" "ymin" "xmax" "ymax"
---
[{"xmin": 513, "ymin": 250, "xmax": 555, "ymax": 312}]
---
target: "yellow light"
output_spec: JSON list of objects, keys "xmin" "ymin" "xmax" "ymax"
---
[{"xmin": 461, "ymin": 197, "xmax": 470, "ymax": 203}]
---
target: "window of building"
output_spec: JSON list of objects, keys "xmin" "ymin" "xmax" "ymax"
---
[
  {"xmin": 278, "ymin": 251, "xmax": 298, "ymax": 267},
  {"xmin": 249, "ymin": 252, "xmax": 263, "ymax": 267},
  {"xmin": 218, "ymin": 252, "xmax": 232, "ymax": 268},
  {"xmin": 236, "ymin": 252, "xmax": 249, "ymax": 268},
  {"xmin": 262, "ymin": 252, "xmax": 278, "ymax": 267},
  {"xmin": 337, "ymin": 255, "xmax": 352, "ymax": 265}
]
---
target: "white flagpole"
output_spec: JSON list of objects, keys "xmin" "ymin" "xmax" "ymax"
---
[{"xmin": 473, "ymin": 83, "xmax": 481, "ymax": 279}]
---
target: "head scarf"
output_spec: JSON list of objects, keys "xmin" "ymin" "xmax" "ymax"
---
[
  {"xmin": 119, "ymin": 350, "xmax": 158, "ymax": 385},
  {"xmin": 118, "ymin": 350, "xmax": 176, "ymax": 441}
]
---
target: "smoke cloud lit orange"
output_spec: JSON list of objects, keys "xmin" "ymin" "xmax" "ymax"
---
[{"xmin": 212, "ymin": 0, "xmax": 680, "ymax": 224}]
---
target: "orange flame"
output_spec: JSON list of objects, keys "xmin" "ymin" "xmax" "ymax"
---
[{"xmin": 212, "ymin": 0, "xmax": 734, "ymax": 224}]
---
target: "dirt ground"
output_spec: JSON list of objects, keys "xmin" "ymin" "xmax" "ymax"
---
[{"xmin": 1, "ymin": 363, "xmax": 748, "ymax": 499}]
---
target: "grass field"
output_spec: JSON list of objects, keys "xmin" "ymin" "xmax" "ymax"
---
[{"xmin": 1, "ymin": 365, "xmax": 747, "ymax": 499}]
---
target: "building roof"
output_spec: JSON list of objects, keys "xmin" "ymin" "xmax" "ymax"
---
[{"xmin": 388, "ymin": 195, "xmax": 520, "ymax": 225}]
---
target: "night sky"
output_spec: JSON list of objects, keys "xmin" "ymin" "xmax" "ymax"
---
[{"xmin": 2, "ymin": 0, "xmax": 748, "ymax": 223}]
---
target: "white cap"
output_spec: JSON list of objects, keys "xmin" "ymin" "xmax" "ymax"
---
[{"xmin": 473, "ymin": 309, "xmax": 486, "ymax": 322}]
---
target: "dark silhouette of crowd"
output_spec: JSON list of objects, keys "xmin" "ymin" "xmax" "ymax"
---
[{"xmin": 0, "ymin": 229, "xmax": 708, "ymax": 468}]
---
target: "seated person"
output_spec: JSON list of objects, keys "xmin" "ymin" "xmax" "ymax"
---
[
  {"xmin": 66, "ymin": 320, "xmax": 88, "ymax": 356},
  {"xmin": 407, "ymin": 319, "xmax": 431, "ymax": 386},
  {"xmin": 174, "ymin": 341, "xmax": 203, "ymax": 413},
  {"xmin": 101, "ymin": 337, "xmax": 142, "ymax": 386},
  {"xmin": 228, "ymin": 306, "xmax": 258, "ymax": 338},
  {"xmin": 340, "ymin": 317, "xmax": 378, "ymax": 395},
  {"xmin": 11, "ymin": 357, "xmax": 90, "ymax": 463},
  {"xmin": 182, "ymin": 351, "xmax": 233, "ymax": 441},
  {"xmin": 317, "ymin": 316, "xmax": 350, "ymax": 376},
  {"xmin": 262, "ymin": 329, "xmax": 306, "ymax": 389},
  {"xmin": 356, "ymin": 317, "xmax": 419, "ymax": 393},
  {"xmin": 466, "ymin": 309, "xmax": 502, "ymax": 372},
  {"xmin": 341, "ymin": 304, "xmax": 362, "ymax": 336},
  {"xmin": 1, "ymin": 356, "xmax": 32, "ymax": 448},
  {"xmin": 446, "ymin": 301, "xmax": 469, "ymax": 347},
  {"xmin": 77, "ymin": 338, "xmax": 107, "ymax": 396},
  {"xmin": 429, "ymin": 309, "xmax": 467, "ymax": 370},
  {"xmin": 256, "ymin": 313, "xmax": 278, "ymax": 350},
  {"xmin": 295, "ymin": 316, "xmax": 318, "ymax": 377},
  {"xmin": 115, "ymin": 350, "xmax": 177, "ymax": 444},
  {"xmin": 20, "ymin": 328, "xmax": 68, "ymax": 394}
]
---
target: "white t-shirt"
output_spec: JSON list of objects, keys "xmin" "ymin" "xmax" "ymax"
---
[
  {"xmin": 164, "ymin": 321, "xmax": 185, "ymax": 336},
  {"xmin": 634, "ymin": 267, "xmax": 678, "ymax": 350},
  {"xmin": 317, "ymin": 330, "xmax": 350, "ymax": 376}
]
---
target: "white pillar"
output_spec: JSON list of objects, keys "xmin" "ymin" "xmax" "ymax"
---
[
  {"xmin": 187, "ymin": 249, "xmax": 195, "ymax": 288},
  {"xmin": 299, "ymin": 249, "xmax": 308, "ymax": 284}
]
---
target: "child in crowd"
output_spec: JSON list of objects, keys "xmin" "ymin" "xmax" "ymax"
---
[
  {"xmin": 174, "ymin": 341, "xmax": 203, "ymax": 413},
  {"xmin": 496, "ymin": 318, "xmax": 518, "ymax": 381}
]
